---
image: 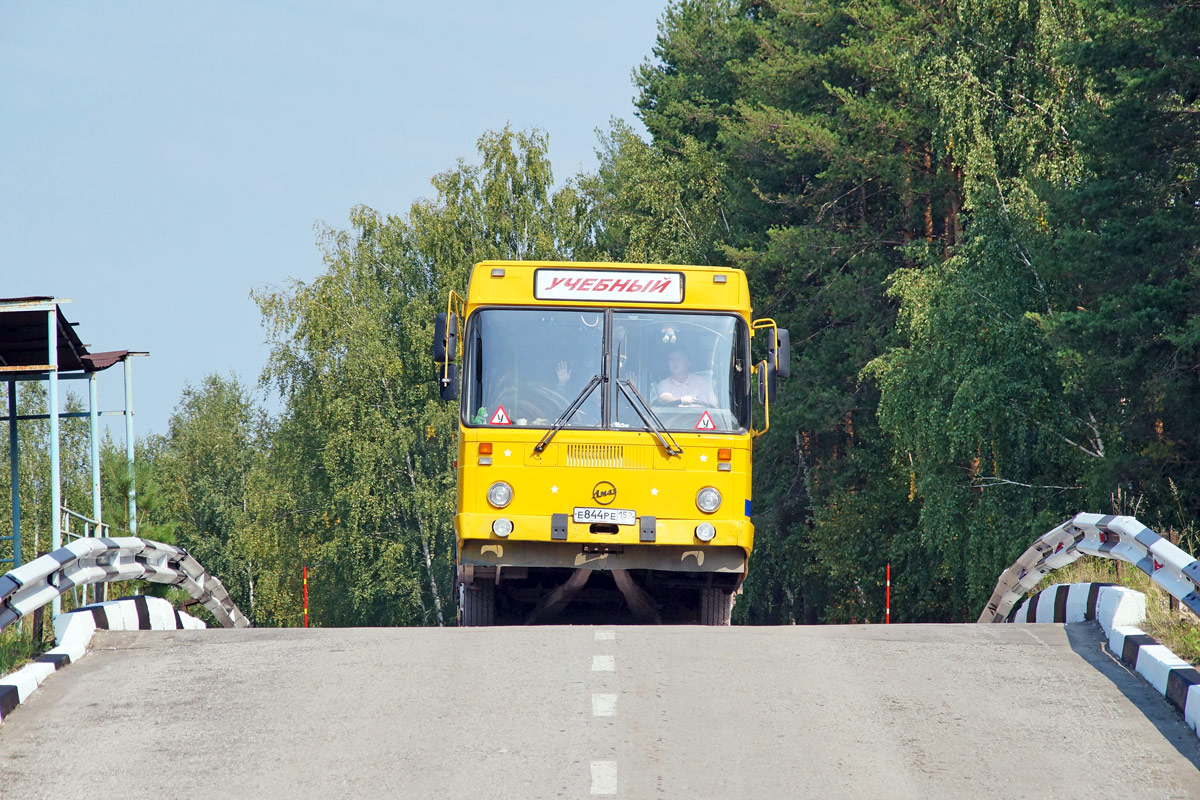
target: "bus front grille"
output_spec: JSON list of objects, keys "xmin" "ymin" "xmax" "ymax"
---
[{"xmin": 566, "ymin": 444, "xmax": 624, "ymax": 468}]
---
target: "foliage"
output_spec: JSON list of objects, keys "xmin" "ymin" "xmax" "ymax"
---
[
  {"xmin": 627, "ymin": 0, "xmax": 1200, "ymax": 621},
  {"xmin": 147, "ymin": 375, "xmax": 262, "ymax": 615},
  {"xmin": 584, "ymin": 119, "xmax": 730, "ymax": 265},
  {"xmin": 123, "ymin": 0, "xmax": 1200, "ymax": 628},
  {"xmin": 0, "ymin": 382, "xmax": 100, "ymax": 563},
  {"xmin": 231, "ymin": 127, "xmax": 601, "ymax": 627},
  {"xmin": 0, "ymin": 622, "xmax": 41, "ymax": 675}
]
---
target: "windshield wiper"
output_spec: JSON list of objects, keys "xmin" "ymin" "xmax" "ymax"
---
[
  {"xmin": 617, "ymin": 378, "xmax": 683, "ymax": 456},
  {"xmin": 533, "ymin": 374, "xmax": 603, "ymax": 453}
]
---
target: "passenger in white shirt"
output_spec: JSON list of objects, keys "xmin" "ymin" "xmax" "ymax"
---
[{"xmin": 656, "ymin": 347, "xmax": 716, "ymax": 407}]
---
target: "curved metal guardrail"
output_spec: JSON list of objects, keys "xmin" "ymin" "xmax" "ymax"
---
[
  {"xmin": 0, "ymin": 537, "xmax": 250, "ymax": 630},
  {"xmin": 979, "ymin": 513, "xmax": 1200, "ymax": 623}
]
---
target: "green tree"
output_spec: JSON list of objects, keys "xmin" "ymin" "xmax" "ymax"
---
[
  {"xmin": 1041, "ymin": 0, "xmax": 1200, "ymax": 541},
  {"xmin": 0, "ymin": 382, "xmax": 97, "ymax": 563},
  {"xmin": 867, "ymin": 0, "xmax": 1200, "ymax": 616},
  {"xmin": 634, "ymin": 0, "xmax": 957, "ymax": 621},
  {"xmin": 150, "ymin": 374, "xmax": 264, "ymax": 618},
  {"xmin": 249, "ymin": 127, "xmax": 601, "ymax": 627},
  {"xmin": 136, "ymin": 0, "xmax": 1200, "ymax": 627},
  {"xmin": 585, "ymin": 119, "xmax": 731, "ymax": 265}
]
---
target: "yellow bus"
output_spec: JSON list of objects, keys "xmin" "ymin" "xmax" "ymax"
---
[{"xmin": 434, "ymin": 261, "xmax": 788, "ymax": 625}]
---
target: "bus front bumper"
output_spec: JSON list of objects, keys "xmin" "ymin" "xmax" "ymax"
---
[{"xmin": 458, "ymin": 538, "xmax": 747, "ymax": 574}]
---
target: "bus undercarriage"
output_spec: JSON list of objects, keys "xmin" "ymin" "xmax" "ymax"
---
[{"xmin": 459, "ymin": 564, "xmax": 741, "ymax": 626}]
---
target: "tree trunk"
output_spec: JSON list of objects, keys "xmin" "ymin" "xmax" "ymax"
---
[
  {"xmin": 901, "ymin": 142, "xmax": 914, "ymax": 266},
  {"xmin": 923, "ymin": 144, "xmax": 934, "ymax": 241},
  {"xmin": 246, "ymin": 561, "xmax": 255, "ymax": 623},
  {"xmin": 405, "ymin": 452, "xmax": 445, "ymax": 626},
  {"xmin": 947, "ymin": 164, "xmax": 963, "ymax": 246}
]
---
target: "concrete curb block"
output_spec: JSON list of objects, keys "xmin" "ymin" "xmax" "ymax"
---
[
  {"xmin": 1104, "ymin": 621, "xmax": 1200, "ymax": 735},
  {"xmin": 0, "ymin": 596, "xmax": 204, "ymax": 724},
  {"xmin": 1009, "ymin": 582, "xmax": 1146, "ymax": 626},
  {"xmin": 1012, "ymin": 582, "xmax": 1200, "ymax": 737}
]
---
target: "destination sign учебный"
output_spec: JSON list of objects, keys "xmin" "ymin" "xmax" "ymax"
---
[{"xmin": 534, "ymin": 270, "xmax": 684, "ymax": 303}]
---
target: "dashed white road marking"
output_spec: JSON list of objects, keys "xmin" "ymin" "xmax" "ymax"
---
[
  {"xmin": 592, "ymin": 693, "xmax": 617, "ymax": 717},
  {"xmin": 588, "ymin": 635, "xmax": 618, "ymax": 795},
  {"xmin": 590, "ymin": 761, "xmax": 618, "ymax": 795}
]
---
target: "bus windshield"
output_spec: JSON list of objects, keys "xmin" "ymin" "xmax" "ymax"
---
[
  {"xmin": 613, "ymin": 312, "xmax": 748, "ymax": 433},
  {"xmin": 463, "ymin": 309, "xmax": 749, "ymax": 433},
  {"xmin": 464, "ymin": 309, "xmax": 605, "ymax": 428}
]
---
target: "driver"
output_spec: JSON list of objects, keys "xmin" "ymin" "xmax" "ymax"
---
[{"xmin": 656, "ymin": 347, "xmax": 716, "ymax": 407}]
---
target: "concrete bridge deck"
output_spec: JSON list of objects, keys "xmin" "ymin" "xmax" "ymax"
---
[{"xmin": 1, "ymin": 623, "xmax": 1198, "ymax": 798}]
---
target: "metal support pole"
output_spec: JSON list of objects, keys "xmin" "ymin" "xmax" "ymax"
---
[
  {"xmin": 124, "ymin": 357, "xmax": 136, "ymax": 534},
  {"xmin": 89, "ymin": 372, "xmax": 104, "ymax": 602},
  {"xmin": 48, "ymin": 310, "xmax": 61, "ymax": 617},
  {"xmin": 7, "ymin": 380, "xmax": 20, "ymax": 568},
  {"xmin": 89, "ymin": 373, "xmax": 101, "ymax": 524}
]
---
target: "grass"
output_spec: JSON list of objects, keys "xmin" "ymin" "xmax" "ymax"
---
[
  {"xmin": 0, "ymin": 621, "xmax": 44, "ymax": 675},
  {"xmin": 1035, "ymin": 558, "xmax": 1200, "ymax": 665}
]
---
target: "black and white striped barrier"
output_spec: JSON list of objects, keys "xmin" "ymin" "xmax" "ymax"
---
[
  {"xmin": 1007, "ymin": 582, "xmax": 1200, "ymax": 734},
  {"xmin": 0, "ymin": 596, "xmax": 205, "ymax": 723},
  {"xmin": 1007, "ymin": 582, "xmax": 1145, "ymax": 626},
  {"xmin": 0, "ymin": 536, "xmax": 250, "ymax": 632},
  {"xmin": 979, "ymin": 513, "xmax": 1200, "ymax": 624},
  {"xmin": 1105, "ymin": 616, "xmax": 1200, "ymax": 734}
]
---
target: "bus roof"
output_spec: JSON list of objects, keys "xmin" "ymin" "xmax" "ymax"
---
[{"xmin": 465, "ymin": 261, "xmax": 751, "ymax": 315}]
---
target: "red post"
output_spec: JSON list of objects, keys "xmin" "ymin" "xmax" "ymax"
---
[
  {"xmin": 303, "ymin": 566, "xmax": 309, "ymax": 628},
  {"xmin": 886, "ymin": 563, "xmax": 891, "ymax": 624}
]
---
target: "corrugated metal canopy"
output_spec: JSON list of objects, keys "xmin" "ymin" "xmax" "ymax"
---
[
  {"xmin": 82, "ymin": 350, "xmax": 131, "ymax": 371},
  {"xmin": 0, "ymin": 297, "xmax": 135, "ymax": 374}
]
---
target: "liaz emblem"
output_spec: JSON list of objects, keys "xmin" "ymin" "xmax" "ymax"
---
[{"xmin": 592, "ymin": 481, "xmax": 617, "ymax": 505}]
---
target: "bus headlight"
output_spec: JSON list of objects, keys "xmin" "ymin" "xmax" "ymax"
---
[
  {"xmin": 696, "ymin": 486, "xmax": 722, "ymax": 514},
  {"xmin": 695, "ymin": 522, "xmax": 716, "ymax": 542},
  {"xmin": 492, "ymin": 518, "xmax": 513, "ymax": 537},
  {"xmin": 487, "ymin": 481, "xmax": 513, "ymax": 509}
]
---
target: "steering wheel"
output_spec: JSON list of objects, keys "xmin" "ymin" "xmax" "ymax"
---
[
  {"xmin": 530, "ymin": 384, "xmax": 600, "ymax": 426},
  {"xmin": 660, "ymin": 397, "xmax": 714, "ymax": 408}
]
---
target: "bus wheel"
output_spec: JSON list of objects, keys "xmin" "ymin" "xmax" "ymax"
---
[
  {"xmin": 699, "ymin": 587, "xmax": 732, "ymax": 626},
  {"xmin": 461, "ymin": 581, "xmax": 495, "ymax": 627}
]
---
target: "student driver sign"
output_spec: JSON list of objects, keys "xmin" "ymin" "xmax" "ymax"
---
[{"xmin": 534, "ymin": 269, "xmax": 684, "ymax": 304}]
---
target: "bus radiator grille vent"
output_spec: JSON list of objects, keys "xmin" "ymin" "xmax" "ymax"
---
[{"xmin": 566, "ymin": 444, "xmax": 624, "ymax": 468}]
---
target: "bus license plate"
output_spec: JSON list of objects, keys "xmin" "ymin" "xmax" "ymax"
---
[{"xmin": 573, "ymin": 507, "xmax": 636, "ymax": 526}]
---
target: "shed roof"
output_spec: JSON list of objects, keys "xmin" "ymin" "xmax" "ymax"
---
[{"xmin": 0, "ymin": 297, "xmax": 140, "ymax": 374}]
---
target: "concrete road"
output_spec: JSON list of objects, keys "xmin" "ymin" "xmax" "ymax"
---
[{"xmin": 1, "ymin": 623, "xmax": 1198, "ymax": 799}]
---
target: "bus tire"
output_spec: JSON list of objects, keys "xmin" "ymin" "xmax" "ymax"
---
[
  {"xmin": 699, "ymin": 586, "xmax": 732, "ymax": 626},
  {"xmin": 461, "ymin": 581, "xmax": 495, "ymax": 627}
]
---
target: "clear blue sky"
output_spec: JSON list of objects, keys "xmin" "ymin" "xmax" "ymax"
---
[{"xmin": 1, "ymin": 1, "xmax": 666, "ymax": 436}]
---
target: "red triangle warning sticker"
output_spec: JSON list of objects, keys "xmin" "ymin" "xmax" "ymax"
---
[
  {"xmin": 695, "ymin": 411, "xmax": 717, "ymax": 430},
  {"xmin": 489, "ymin": 405, "xmax": 512, "ymax": 425}
]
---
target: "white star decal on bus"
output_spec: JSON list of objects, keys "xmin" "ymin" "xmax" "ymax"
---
[
  {"xmin": 651, "ymin": 488, "xmax": 658, "ymax": 496},
  {"xmin": 551, "ymin": 485, "xmax": 559, "ymax": 494},
  {"xmin": 699, "ymin": 454, "xmax": 708, "ymax": 462},
  {"xmin": 504, "ymin": 449, "xmax": 512, "ymax": 457}
]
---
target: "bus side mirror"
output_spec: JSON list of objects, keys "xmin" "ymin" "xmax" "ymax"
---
[
  {"xmin": 756, "ymin": 360, "xmax": 777, "ymax": 405},
  {"xmin": 437, "ymin": 363, "xmax": 460, "ymax": 401},
  {"xmin": 768, "ymin": 328, "xmax": 790, "ymax": 380},
  {"xmin": 434, "ymin": 312, "xmax": 458, "ymax": 362}
]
